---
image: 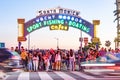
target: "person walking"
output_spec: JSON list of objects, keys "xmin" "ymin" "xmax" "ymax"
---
[
  {"xmin": 27, "ymin": 53, "xmax": 33, "ymax": 72},
  {"xmin": 33, "ymin": 51, "xmax": 39, "ymax": 71},
  {"xmin": 20, "ymin": 48, "xmax": 28, "ymax": 71},
  {"xmin": 69, "ymin": 49, "xmax": 75, "ymax": 71},
  {"xmin": 55, "ymin": 50, "xmax": 61, "ymax": 71},
  {"xmin": 43, "ymin": 51, "xmax": 50, "ymax": 71}
]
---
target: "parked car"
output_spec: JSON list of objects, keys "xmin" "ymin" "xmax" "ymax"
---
[{"xmin": 0, "ymin": 48, "xmax": 23, "ymax": 72}]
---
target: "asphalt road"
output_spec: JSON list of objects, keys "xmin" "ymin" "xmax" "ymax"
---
[{"xmin": 4, "ymin": 70, "xmax": 120, "ymax": 80}]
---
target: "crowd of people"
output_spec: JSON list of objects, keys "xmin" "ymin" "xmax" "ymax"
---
[
  {"xmin": 19, "ymin": 47, "xmax": 78, "ymax": 72},
  {"xmin": 9, "ymin": 46, "xmax": 120, "ymax": 72}
]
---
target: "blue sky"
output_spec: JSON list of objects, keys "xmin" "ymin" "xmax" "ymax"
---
[{"xmin": 0, "ymin": 0, "xmax": 116, "ymax": 50}]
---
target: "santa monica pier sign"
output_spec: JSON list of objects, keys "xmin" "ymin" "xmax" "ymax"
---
[{"xmin": 17, "ymin": 7, "xmax": 94, "ymax": 41}]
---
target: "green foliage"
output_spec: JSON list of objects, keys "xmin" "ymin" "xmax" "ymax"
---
[{"xmin": 83, "ymin": 42, "xmax": 101, "ymax": 50}]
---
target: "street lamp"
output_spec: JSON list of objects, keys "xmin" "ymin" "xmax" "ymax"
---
[
  {"xmin": 28, "ymin": 34, "xmax": 30, "ymax": 50},
  {"xmin": 79, "ymin": 30, "xmax": 83, "ymax": 52},
  {"xmin": 54, "ymin": 37, "xmax": 59, "ymax": 49}
]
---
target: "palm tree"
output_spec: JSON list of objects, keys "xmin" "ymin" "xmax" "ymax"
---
[
  {"xmin": 105, "ymin": 40, "xmax": 111, "ymax": 49},
  {"xmin": 83, "ymin": 41, "xmax": 101, "ymax": 51}
]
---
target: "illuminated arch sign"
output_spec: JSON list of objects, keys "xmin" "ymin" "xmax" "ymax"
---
[
  {"xmin": 18, "ymin": 7, "xmax": 94, "ymax": 42},
  {"xmin": 25, "ymin": 14, "xmax": 94, "ymax": 37}
]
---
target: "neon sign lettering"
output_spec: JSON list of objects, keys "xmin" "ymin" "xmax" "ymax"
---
[
  {"xmin": 68, "ymin": 21, "xmax": 90, "ymax": 32},
  {"xmin": 36, "ymin": 15, "xmax": 55, "ymax": 22},
  {"xmin": 50, "ymin": 24, "xmax": 68, "ymax": 31},
  {"xmin": 43, "ymin": 20, "xmax": 64, "ymax": 26},
  {"xmin": 27, "ymin": 22, "xmax": 42, "ymax": 33}
]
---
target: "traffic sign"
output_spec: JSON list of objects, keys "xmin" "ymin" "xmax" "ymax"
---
[{"xmin": 0, "ymin": 42, "xmax": 5, "ymax": 48}]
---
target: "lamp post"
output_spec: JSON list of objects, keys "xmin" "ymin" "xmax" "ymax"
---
[
  {"xmin": 79, "ymin": 30, "xmax": 83, "ymax": 52},
  {"xmin": 28, "ymin": 34, "xmax": 30, "ymax": 50},
  {"xmin": 54, "ymin": 37, "xmax": 59, "ymax": 49}
]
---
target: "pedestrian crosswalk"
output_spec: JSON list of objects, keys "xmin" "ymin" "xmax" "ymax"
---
[
  {"xmin": 38, "ymin": 72, "xmax": 53, "ymax": 80},
  {"xmin": 5, "ymin": 71, "xmax": 120, "ymax": 80}
]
